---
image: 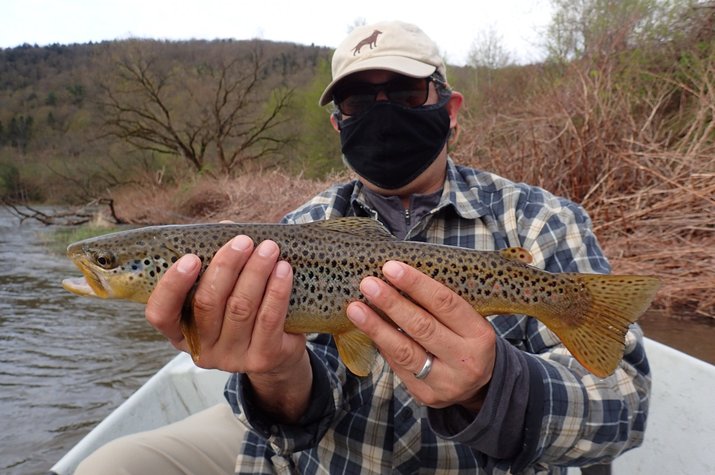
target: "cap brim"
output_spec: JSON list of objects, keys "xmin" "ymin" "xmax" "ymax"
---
[{"xmin": 318, "ymin": 56, "xmax": 437, "ymax": 106}]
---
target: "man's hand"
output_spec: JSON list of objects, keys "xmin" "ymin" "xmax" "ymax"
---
[
  {"xmin": 346, "ymin": 260, "xmax": 496, "ymax": 412},
  {"xmin": 145, "ymin": 236, "xmax": 311, "ymax": 422}
]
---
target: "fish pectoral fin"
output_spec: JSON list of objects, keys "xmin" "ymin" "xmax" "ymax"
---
[
  {"xmin": 334, "ymin": 328, "xmax": 377, "ymax": 377},
  {"xmin": 161, "ymin": 242, "xmax": 183, "ymax": 258},
  {"xmin": 499, "ymin": 247, "xmax": 533, "ymax": 264},
  {"xmin": 554, "ymin": 274, "xmax": 660, "ymax": 378},
  {"xmin": 180, "ymin": 284, "xmax": 202, "ymax": 363}
]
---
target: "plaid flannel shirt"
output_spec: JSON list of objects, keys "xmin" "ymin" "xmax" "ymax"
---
[{"xmin": 225, "ymin": 159, "xmax": 651, "ymax": 474}]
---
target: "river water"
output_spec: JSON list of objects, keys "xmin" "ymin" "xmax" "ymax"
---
[
  {"xmin": 1, "ymin": 207, "xmax": 714, "ymax": 474},
  {"xmin": 0, "ymin": 208, "xmax": 176, "ymax": 474}
]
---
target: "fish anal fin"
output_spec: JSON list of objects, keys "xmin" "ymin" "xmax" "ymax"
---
[
  {"xmin": 552, "ymin": 274, "xmax": 660, "ymax": 377},
  {"xmin": 311, "ymin": 217, "xmax": 395, "ymax": 241},
  {"xmin": 499, "ymin": 247, "xmax": 533, "ymax": 264},
  {"xmin": 334, "ymin": 328, "xmax": 377, "ymax": 377}
]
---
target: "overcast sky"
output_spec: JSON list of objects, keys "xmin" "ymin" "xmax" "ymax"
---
[{"xmin": 1, "ymin": 0, "xmax": 554, "ymax": 65}]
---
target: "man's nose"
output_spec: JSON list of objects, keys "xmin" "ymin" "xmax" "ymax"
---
[{"xmin": 376, "ymin": 90, "xmax": 389, "ymax": 102}]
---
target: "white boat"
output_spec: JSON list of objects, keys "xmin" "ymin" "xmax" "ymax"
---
[{"xmin": 50, "ymin": 338, "xmax": 715, "ymax": 474}]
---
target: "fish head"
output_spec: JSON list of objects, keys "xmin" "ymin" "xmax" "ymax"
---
[{"xmin": 62, "ymin": 228, "xmax": 178, "ymax": 303}]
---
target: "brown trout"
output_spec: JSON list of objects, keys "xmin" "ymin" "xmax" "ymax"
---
[{"xmin": 62, "ymin": 217, "xmax": 660, "ymax": 378}]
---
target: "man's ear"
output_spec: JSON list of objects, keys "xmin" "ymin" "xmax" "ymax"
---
[
  {"xmin": 445, "ymin": 91, "xmax": 464, "ymax": 130},
  {"xmin": 330, "ymin": 113, "xmax": 341, "ymax": 132}
]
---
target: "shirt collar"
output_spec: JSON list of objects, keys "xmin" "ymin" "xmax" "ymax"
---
[{"xmin": 349, "ymin": 157, "xmax": 490, "ymax": 220}]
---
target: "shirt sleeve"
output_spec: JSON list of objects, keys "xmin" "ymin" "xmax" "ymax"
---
[
  {"xmin": 426, "ymin": 336, "xmax": 535, "ymax": 459},
  {"xmin": 223, "ymin": 338, "xmax": 344, "ymax": 454}
]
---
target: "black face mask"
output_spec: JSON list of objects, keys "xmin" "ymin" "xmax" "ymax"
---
[{"xmin": 338, "ymin": 100, "xmax": 451, "ymax": 190}]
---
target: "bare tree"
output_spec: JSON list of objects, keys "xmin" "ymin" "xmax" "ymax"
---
[
  {"xmin": 545, "ymin": 0, "xmax": 692, "ymax": 62},
  {"xmin": 99, "ymin": 43, "xmax": 294, "ymax": 176},
  {"xmin": 467, "ymin": 26, "xmax": 513, "ymax": 70}
]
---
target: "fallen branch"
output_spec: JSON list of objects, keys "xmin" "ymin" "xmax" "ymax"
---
[{"xmin": 1, "ymin": 198, "xmax": 126, "ymax": 226}]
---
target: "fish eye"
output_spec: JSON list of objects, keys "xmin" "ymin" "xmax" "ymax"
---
[{"xmin": 94, "ymin": 252, "xmax": 116, "ymax": 269}]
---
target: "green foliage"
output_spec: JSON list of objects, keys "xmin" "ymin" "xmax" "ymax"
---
[
  {"xmin": 66, "ymin": 84, "xmax": 85, "ymax": 105},
  {"xmin": 4, "ymin": 114, "xmax": 34, "ymax": 152},
  {"xmin": 287, "ymin": 58, "xmax": 343, "ymax": 178},
  {"xmin": 0, "ymin": 162, "xmax": 21, "ymax": 198},
  {"xmin": 43, "ymin": 224, "xmax": 122, "ymax": 255},
  {"xmin": 545, "ymin": 0, "xmax": 696, "ymax": 62}
]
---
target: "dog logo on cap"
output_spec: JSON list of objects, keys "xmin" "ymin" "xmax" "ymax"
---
[{"xmin": 352, "ymin": 30, "xmax": 382, "ymax": 55}]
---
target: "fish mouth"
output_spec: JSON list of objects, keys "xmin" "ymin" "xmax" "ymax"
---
[{"xmin": 63, "ymin": 257, "xmax": 109, "ymax": 299}]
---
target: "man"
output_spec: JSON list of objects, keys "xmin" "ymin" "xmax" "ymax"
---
[{"xmin": 77, "ymin": 21, "xmax": 650, "ymax": 474}]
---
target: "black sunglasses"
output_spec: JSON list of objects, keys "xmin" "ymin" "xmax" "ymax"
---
[{"xmin": 333, "ymin": 74, "xmax": 447, "ymax": 116}]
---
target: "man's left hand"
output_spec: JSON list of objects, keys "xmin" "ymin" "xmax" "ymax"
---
[{"xmin": 346, "ymin": 260, "xmax": 496, "ymax": 412}]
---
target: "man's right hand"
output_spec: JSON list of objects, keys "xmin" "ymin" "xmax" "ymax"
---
[{"xmin": 145, "ymin": 236, "xmax": 312, "ymax": 421}]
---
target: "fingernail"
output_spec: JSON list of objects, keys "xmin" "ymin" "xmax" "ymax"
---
[
  {"xmin": 231, "ymin": 235, "xmax": 253, "ymax": 252},
  {"xmin": 257, "ymin": 240, "xmax": 277, "ymax": 257},
  {"xmin": 347, "ymin": 304, "xmax": 367, "ymax": 325},
  {"xmin": 360, "ymin": 278, "xmax": 380, "ymax": 298},
  {"xmin": 383, "ymin": 261, "xmax": 404, "ymax": 280},
  {"xmin": 275, "ymin": 261, "xmax": 291, "ymax": 279},
  {"xmin": 176, "ymin": 255, "xmax": 199, "ymax": 274}
]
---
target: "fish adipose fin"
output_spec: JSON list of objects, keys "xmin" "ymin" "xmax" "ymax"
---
[
  {"xmin": 555, "ymin": 274, "xmax": 660, "ymax": 377},
  {"xmin": 499, "ymin": 247, "xmax": 533, "ymax": 264},
  {"xmin": 334, "ymin": 328, "xmax": 378, "ymax": 377}
]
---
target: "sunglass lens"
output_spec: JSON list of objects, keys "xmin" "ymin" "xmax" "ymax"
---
[{"xmin": 335, "ymin": 76, "xmax": 430, "ymax": 115}]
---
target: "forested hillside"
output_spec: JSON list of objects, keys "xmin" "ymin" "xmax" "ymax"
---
[{"xmin": 0, "ymin": 39, "xmax": 339, "ymax": 202}]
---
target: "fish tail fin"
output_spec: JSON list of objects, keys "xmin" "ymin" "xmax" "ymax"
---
[
  {"xmin": 180, "ymin": 286, "xmax": 202, "ymax": 362},
  {"xmin": 556, "ymin": 274, "xmax": 660, "ymax": 378},
  {"xmin": 334, "ymin": 328, "xmax": 377, "ymax": 377}
]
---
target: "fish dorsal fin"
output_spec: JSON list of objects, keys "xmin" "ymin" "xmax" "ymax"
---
[
  {"xmin": 334, "ymin": 328, "xmax": 378, "ymax": 377},
  {"xmin": 499, "ymin": 247, "xmax": 533, "ymax": 264},
  {"xmin": 310, "ymin": 217, "xmax": 396, "ymax": 241}
]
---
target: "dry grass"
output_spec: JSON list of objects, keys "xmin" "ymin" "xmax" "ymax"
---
[
  {"xmin": 454, "ymin": 47, "xmax": 715, "ymax": 319},
  {"xmin": 112, "ymin": 169, "xmax": 344, "ymax": 225}
]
